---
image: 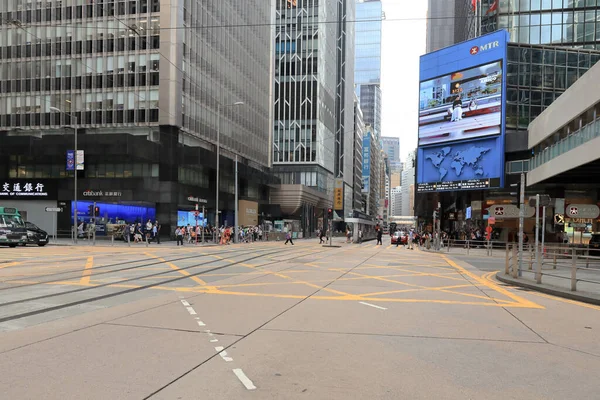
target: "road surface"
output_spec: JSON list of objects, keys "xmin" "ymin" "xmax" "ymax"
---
[{"xmin": 0, "ymin": 240, "xmax": 598, "ymax": 399}]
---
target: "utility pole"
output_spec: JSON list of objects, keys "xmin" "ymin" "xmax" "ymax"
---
[
  {"xmin": 534, "ymin": 194, "xmax": 540, "ymax": 277},
  {"xmin": 518, "ymin": 173, "xmax": 525, "ymax": 277},
  {"xmin": 234, "ymin": 155, "xmax": 239, "ymax": 244}
]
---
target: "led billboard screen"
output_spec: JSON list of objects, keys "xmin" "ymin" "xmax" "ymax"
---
[
  {"xmin": 416, "ymin": 136, "xmax": 503, "ymax": 192},
  {"xmin": 418, "ymin": 60, "xmax": 503, "ymax": 147},
  {"xmin": 417, "ymin": 30, "xmax": 508, "ymax": 193}
]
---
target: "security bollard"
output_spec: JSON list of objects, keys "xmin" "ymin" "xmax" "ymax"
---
[
  {"xmin": 505, "ymin": 243, "xmax": 510, "ymax": 275},
  {"xmin": 571, "ymin": 248, "xmax": 577, "ymax": 291},
  {"xmin": 512, "ymin": 245, "xmax": 518, "ymax": 278}
]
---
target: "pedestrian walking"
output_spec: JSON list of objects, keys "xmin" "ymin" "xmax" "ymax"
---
[
  {"xmin": 319, "ymin": 228, "xmax": 325, "ymax": 244},
  {"xmin": 176, "ymin": 226, "xmax": 184, "ymax": 246},
  {"xmin": 407, "ymin": 229, "xmax": 414, "ymax": 250},
  {"xmin": 376, "ymin": 228, "xmax": 383, "ymax": 245},
  {"xmin": 284, "ymin": 231, "xmax": 294, "ymax": 245},
  {"xmin": 123, "ymin": 223, "xmax": 131, "ymax": 245},
  {"xmin": 154, "ymin": 221, "xmax": 161, "ymax": 244}
]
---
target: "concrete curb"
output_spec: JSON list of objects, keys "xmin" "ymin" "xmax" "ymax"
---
[{"xmin": 495, "ymin": 272, "xmax": 600, "ymax": 306}]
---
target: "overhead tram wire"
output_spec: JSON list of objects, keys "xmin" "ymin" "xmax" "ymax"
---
[{"xmin": 3, "ymin": 15, "xmax": 472, "ymax": 31}]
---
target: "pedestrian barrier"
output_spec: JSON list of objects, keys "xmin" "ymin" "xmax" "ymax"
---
[{"xmin": 504, "ymin": 244, "xmax": 600, "ymax": 292}]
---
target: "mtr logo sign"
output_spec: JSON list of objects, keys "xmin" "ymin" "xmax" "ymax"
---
[{"xmin": 470, "ymin": 41, "xmax": 500, "ymax": 55}]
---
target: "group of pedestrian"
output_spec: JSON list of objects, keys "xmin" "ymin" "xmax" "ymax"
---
[
  {"xmin": 174, "ymin": 224, "xmax": 212, "ymax": 246},
  {"xmin": 238, "ymin": 226, "xmax": 264, "ymax": 243},
  {"xmin": 123, "ymin": 220, "xmax": 161, "ymax": 244}
]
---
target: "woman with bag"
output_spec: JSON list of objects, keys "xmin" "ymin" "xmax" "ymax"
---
[{"xmin": 284, "ymin": 231, "xmax": 294, "ymax": 245}]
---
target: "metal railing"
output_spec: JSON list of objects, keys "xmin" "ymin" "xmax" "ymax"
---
[
  {"xmin": 431, "ymin": 239, "xmax": 509, "ymax": 256},
  {"xmin": 504, "ymin": 244, "xmax": 600, "ymax": 292},
  {"xmin": 530, "ymin": 118, "xmax": 600, "ymax": 170}
]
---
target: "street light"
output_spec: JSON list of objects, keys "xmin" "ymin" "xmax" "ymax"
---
[
  {"xmin": 215, "ymin": 101, "xmax": 244, "ymax": 244},
  {"xmin": 49, "ymin": 106, "xmax": 79, "ymax": 244}
]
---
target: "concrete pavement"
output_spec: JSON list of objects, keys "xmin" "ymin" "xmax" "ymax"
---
[{"xmin": 0, "ymin": 240, "xmax": 598, "ymax": 399}]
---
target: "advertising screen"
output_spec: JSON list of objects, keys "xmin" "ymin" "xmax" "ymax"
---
[
  {"xmin": 177, "ymin": 211, "xmax": 206, "ymax": 227},
  {"xmin": 417, "ymin": 136, "xmax": 503, "ymax": 192},
  {"xmin": 418, "ymin": 60, "xmax": 503, "ymax": 147},
  {"xmin": 417, "ymin": 30, "xmax": 508, "ymax": 193}
]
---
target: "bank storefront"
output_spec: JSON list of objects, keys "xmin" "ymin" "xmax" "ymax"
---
[
  {"xmin": 0, "ymin": 179, "xmax": 59, "ymax": 236},
  {"xmin": 0, "ymin": 131, "xmax": 279, "ymax": 240}
]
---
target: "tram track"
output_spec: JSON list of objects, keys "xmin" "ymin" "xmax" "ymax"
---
[{"xmin": 0, "ymin": 243, "xmax": 336, "ymax": 324}]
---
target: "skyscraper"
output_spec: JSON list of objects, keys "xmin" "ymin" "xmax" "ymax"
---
[
  {"xmin": 382, "ymin": 136, "xmax": 401, "ymax": 171},
  {"xmin": 0, "ymin": 0, "xmax": 275, "ymax": 235},
  {"xmin": 426, "ymin": 0, "xmax": 457, "ymax": 52},
  {"xmin": 355, "ymin": 0, "xmax": 383, "ymax": 139},
  {"xmin": 271, "ymin": 0, "xmax": 356, "ymax": 231},
  {"xmin": 426, "ymin": 0, "xmax": 474, "ymax": 53}
]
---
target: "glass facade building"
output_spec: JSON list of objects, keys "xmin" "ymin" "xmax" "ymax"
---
[
  {"xmin": 355, "ymin": 0, "xmax": 382, "ymax": 141},
  {"xmin": 474, "ymin": 0, "xmax": 600, "ymax": 49},
  {"xmin": 427, "ymin": 0, "xmax": 474, "ymax": 52},
  {"xmin": 0, "ymin": 0, "xmax": 276, "ymax": 235},
  {"xmin": 355, "ymin": 0, "xmax": 382, "ymax": 84},
  {"xmin": 272, "ymin": 0, "xmax": 355, "ymax": 209}
]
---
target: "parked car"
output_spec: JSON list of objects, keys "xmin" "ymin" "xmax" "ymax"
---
[
  {"xmin": 391, "ymin": 231, "xmax": 408, "ymax": 246},
  {"xmin": 589, "ymin": 233, "xmax": 600, "ymax": 256},
  {"xmin": 24, "ymin": 222, "xmax": 49, "ymax": 246}
]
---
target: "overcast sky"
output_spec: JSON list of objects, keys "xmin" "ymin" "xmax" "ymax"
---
[{"xmin": 380, "ymin": 0, "xmax": 428, "ymax": 161}]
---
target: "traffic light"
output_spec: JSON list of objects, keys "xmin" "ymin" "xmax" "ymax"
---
[
  {"xmin": 327, "ymin": 208, "xmax": 333, "ymax": 219},
  {"xmin": 88, "ymin": 204, "xmax": 94, "ymax": 215},
  {"xmin": 94, "ymin": 206, "xmax": 100, "ymax": 216}
]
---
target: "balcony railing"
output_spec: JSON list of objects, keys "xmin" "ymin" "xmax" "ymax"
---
[{"xmin": 530, "ymin": 118, "xmax": 600, "ymax": 170}]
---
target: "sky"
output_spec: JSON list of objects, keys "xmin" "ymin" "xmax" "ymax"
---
[{"xmin": 380, "ymin": 0, "xmax": 428, "ymax": 161}]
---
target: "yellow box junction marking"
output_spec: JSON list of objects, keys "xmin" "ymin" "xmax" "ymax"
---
[{"xmin": 79, "ymin": 256, "xmax": 94, "ymax": 285}]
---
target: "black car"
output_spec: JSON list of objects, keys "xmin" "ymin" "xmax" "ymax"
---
[
  {"xmin": 24, "ymin": 222, "xmax": 49, "ymax": 246},
  {"xmin": 589, "ymin": 233, "xmax": 600, "ymax": 256}
]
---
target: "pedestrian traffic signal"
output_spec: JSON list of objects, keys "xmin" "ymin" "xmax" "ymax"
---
[
  {"xmin": 327, "ymin": 208, "xmax": 333, "ymax": 219},
  {"xmin": 88, "ymin": 204, "xmax": 94, "ymax": 215},
  {"xmin": 94, "ymin": 206, "xmax": 100, "ymax": 216}
]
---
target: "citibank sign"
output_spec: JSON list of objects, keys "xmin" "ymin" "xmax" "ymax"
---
[{"xmin": 470, "ymin": 41, "xmax": 500, "ymax": 55}]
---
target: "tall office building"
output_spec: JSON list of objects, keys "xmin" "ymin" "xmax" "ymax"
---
[
  {"xmin": 401, "ymin": 151, "xmax": 416, "ymax": 217},
  {"xmin": 362, "ymin": 125, "xmax": 382, "ymax": 217},
  {"xmin": 390, "ymin": 186, "xmax": 402, "ymax": 217},
  {"xmin": 271, "ymin": 0, "xmax": 355, "ymax": 231},
  {"xmin": 0, "ymin": 0, "xmax": 275, "ymax": 235},
  {"xmin": 353, "ymin": 95, "xmax": 365, "ymax": 212},
  {"xmin": 355, "ymin": 0, "xmax": 383, "ymax": 139},
  {"xmin": 426, "ymin": 0, "xmax": 457, "ymax": 52},
  {"xmin": 427, "ymin": 0, "xmax": 475, "ymax": 53},
  {"xmin": 382, "ymin": 136, "xmax": 401, "ymax": 171}
]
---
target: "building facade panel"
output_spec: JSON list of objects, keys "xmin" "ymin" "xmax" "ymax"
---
[{"xmin": 0, "ymin": 0, "xmax": 275, "ymax": 236}]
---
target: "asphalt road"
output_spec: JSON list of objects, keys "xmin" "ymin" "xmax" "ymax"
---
[{"xmin": 0, "ymin": 240, "xmax": 598, "ymax": 399}]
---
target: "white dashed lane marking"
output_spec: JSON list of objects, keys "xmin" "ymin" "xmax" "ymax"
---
[
  {"xmin": 215, "ymin": 346, "xmax": 233, "ymax": 362},
  {"xmin": 186, "ymin": 306, "xmax": 197, "ymax": 315},
  {"xmin": 359, "ymin": 301, "xmax": 387, "ymax": 310},
  {"xmin": 233, "ymin": 369, "xmax": 257, "ymax": 390}
]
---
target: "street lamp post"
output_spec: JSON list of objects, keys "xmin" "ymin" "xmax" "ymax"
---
[
  {"xmin": 214, "ymin": 101, "xmax": 244, "ymax": 244},
  {"xmin": 50, "ymin": 107, "xmax": 78, "ymax": 244}
]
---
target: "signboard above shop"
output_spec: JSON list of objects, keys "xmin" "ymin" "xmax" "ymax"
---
[
  {"xmin": 565, "ymin": 204, "xmax": 599, "ymax": 219},
  {"xmin": 0, "ymin": 180, "xmax": 57, "ymax": 199},
  {"xmin": 486, "ymin": 204, "xmax": 535, "ymax": 219},
  {"xmin": 187, "ymin": 196, "xmax": 208, "ymax": 204}
]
